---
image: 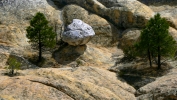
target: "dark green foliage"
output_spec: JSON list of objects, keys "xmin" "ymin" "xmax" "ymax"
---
[
  {"xmin": 136, "ymin": 13, "xmax": 177, "ymax": 69},
  {"xmin": 6, "ymin": 57, "xmax": 21, "ymax": 76},
  {"xmin": 26, "ymin": 12, "xmax": 56, "ymax": 62},
  {"xmin": 122, "ymin": 45, "xmax": 137, "ymax": 61}
]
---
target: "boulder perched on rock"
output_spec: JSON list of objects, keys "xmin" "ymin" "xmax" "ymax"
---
[
  {"xmin": 62, "ymin": 19, "xmax": 95, "ymax": 46},
  {"xmin": 62, "ymin": 4, "xmax": 120, "ymax": 46}
]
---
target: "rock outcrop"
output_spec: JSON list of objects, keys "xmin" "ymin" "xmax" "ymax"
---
[
  {"xmin": 158, "ymin": 9, "xmax": 177, "ymax": 29},
  {"xmin": 1, "ymin": 0, "xmax": 177, "ymax": 100},
  {"xmin": 119, "ymin": 28, "xmax": 141, "ymax": 49},
  {"xmin": 62, "ymin": 19, "xmax": 95, "ymax": 46},
  {"xmin": 52, "ymin": 0, "xmax": 154, "ymax": 28},
  {"xmin": 136, "ymin": 66, "xmax": 177, "ymax": 100},
  {"xmin": 0, "ymin": 66, "xmax": 136, "ymax": 100},
  {"xmin": 0, "ymin": 0, "xmax": 62, "ymax": 51},
  {"xmin": 53, "ymin": 43, "xmax": 121, "ymax": 69},
  {"xmin": 62, "ymin": 4, "xmax": 120, "ymax": 46}
]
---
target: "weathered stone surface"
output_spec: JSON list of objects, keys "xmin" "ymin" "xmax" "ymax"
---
[
  {"xmin": 0, "ymin": 66, "xmax": 136, "ymax": 100},
  {"xmin": 62, "ymin": 19, "xmax": 95, "ymax": 46},
  {"xmin": 0, "ymin": 53, "xmax": 8, "ymax": 68},
  {"xmin": 169, "ymin": 27, "xmax": 177, "ymax": 42},
  {"xmin": 136, "ymin": 66, "xmax": 177, "ymax": 100},
  {"xmin": 0, "ymin": 52, "xmax": 38, "ymax": 69},
  {"xmin": 158, "ymin": 9, "xmax": 177, "ymax": 29},
  {"xmin": 0, "ymin": 75, "xmax": 74, "ymax": 100},
  {"xmin": 53, "ymin": 43, "xmax": 121, "ymax": 69},
  {"xmin": 62, "ymin": 4, "xmax": 120, "ymax": 46},
  {"xmin": 149, "ymin": 5, "xmax": 177, "ymax": 29},
  {"xmin": 0, "ymin": 0, "xmax": 62, "ymax": 51},
  {"xmin": 52, "ymin": 0, "xmax": 154, "ymax": 28},
  {"xmin": 0, "ymin": 25, "xmax": 28, "ymax": 48},
  {"xmin": 119, "ymin": 28, "xmax": 141, "ymax": 49}
]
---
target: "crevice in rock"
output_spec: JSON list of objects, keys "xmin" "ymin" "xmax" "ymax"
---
[
  {"xmin": 49, "ymin": 0, "xmax": 123, "ymax": 29},
  {"xmin": 28, "ymin": 79, "xmax": 76, "ymax": 100},
  {"xmin": 116, "ymin": 60, "xmax": 172, "ymax": 90}
]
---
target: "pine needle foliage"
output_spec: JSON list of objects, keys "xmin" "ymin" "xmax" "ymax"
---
[
  {"xmin": 26, "ymin": 12, "xmax": 56, "ymax": 62},
  {"xmin": 135, "ymin": 13, "xmax": 176, "ymax": 69}
]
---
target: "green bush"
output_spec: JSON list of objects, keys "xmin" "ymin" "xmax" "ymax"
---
[
  {"xmin": 122, "ymin": 45, "xmax": 137, "ymax": 61},
  {"xmin": 6, "ymin": 57, "xmax": 21, "ymax": 76}
]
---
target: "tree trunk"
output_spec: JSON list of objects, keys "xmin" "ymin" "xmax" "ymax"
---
[
  {"xmin": 11, "ymin": 66, "xmax": 14, "ymax": 75},
  {"xmin": 148, "ymin": 49, "xmax": 152, "ymax": 67},
  {"xmin": 55, "ymin": 22, "xmax": 58, "ymax": 43},
  {"xmin": 158, "ymin": 46, "xmax": 161, "ymax": 69},
  {"xmin": 38, "ymin": 31, "xmax": 42, "ymax": 62},
  {"xmin": 38, "ymin": 42, "xmax": 42, "ymax": 62}
]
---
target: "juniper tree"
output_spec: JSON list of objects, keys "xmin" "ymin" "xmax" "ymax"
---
[
  {"xmin": 26, "ymin": 12, "xmax": 56, "ymax": 62},
  {"xmin": 136, "ymin": 13, "xmax": 176, "ymax": 69}
]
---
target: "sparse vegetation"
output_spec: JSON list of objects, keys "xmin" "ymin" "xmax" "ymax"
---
[
  {"xmin": 135, "ymin": 13, "xmax": 177, "ymax": 69},
  {"xmin": 122, "ymin": 45, "xmax": 137, "ymax": 61},
  {"xmin": 26, "ymin": 12, "xmax": 56, "ymax": 62},
  {"xmin": 6, "ymin": 57, "xmax": 21, "ymax": 76}
]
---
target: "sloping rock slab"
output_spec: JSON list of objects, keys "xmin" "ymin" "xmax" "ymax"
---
[
  {"xmin": 0, "ymin": 66, "xmax": 136, "ymax": 100},
  {"xmin": 136, "ymin": 67, "xmax": 177, "ymax": 100}
]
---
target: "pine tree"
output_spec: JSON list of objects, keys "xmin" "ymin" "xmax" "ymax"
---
[
  {"xmin": 26, "ymin": 12, "xmax": 56, "ymax": 62},
  {"xmin": 136, "ymin": 13, "xmax": 176, "ymax": 69}
]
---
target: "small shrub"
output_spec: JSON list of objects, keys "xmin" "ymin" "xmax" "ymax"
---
[
  {"xmin": 6, "ymin": 57, "xmax": 21, "ymax": 76},
  {"xmin": 122, "ymin": 45, "xmax": 137, "ymax": 61}
]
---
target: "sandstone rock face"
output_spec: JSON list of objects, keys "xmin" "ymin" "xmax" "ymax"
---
[
  {"xmin": 52, "ymin": 0, "xmax": 154, "ymax": 28},
  {"xmin": 169, "ymin": 27, "xmax": 177, "ymax": 42},
  {"xmin": 0, "ymin": 25, "xmax": 28, "ymax": 48},
  {"xmin": 1, "ymin": 0, "xmax": 176, "ymax": 100},
  {"xmin": 62, "ymin": 19, "xmax": 95, "ymax": 46},
  {"xmin": 0, "ymin": 0, "xmax": 155, "ymax": 48},
  {"xmin": 158, "ymin": 9, "xmax": 177, "ymax": 29},
  {"xmin": 119, "ymin": 28, "xmax": 141, "ymax": 49},
  {"xmin": 53, "ymin": 43, "xmax": 121, "ymax": 69},
  {"xmin": 0, "ymin": 0, "xmax": 62, "ymax": 51},
  {"xmin": 62, "ymin": 4, "xmax": 120, "ymax": 46},
  {"xmin": 0, "ymin": 75, "xmax": 74, "ymax": 100},
  {"xmin": 0, "ymin": 66, "xmax": 136, "ymax": 100},
  {"xmin": 136, "ymin": 66, "xmax": 177, "ymax": 100}
]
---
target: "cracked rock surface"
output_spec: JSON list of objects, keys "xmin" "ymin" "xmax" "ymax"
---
[{"xmin": 0, "ymin": 66, "xmax": 136, "ymax": 100}]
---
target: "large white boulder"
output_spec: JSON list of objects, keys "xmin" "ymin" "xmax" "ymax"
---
[{"xmin": 62, "ymin": 19, "xmax": 95, "ymax": 46}]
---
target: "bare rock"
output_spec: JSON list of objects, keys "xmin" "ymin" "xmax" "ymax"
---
[
  {"xmin": 169, "ymin": 27, "xmax": 177, "ymax": 42},
  {"xmin": 0, "ymin": 75, "xmax": 73, "ymax": 100},
  {"xmin": 158, "ymin": 9, "xmax": 177, "ymax": 29},
  {"xmin": 62, "ymin": 4, "xmax": 120, "ymax": 46},
  {"xmin": 119, "ymin": 28, "xmax": 141, "ymax": 49},
  {"xmin": 62, "ymin": 19, "xmax": 95, "ymax": 46},
  {"xmin": 20, "ymin": 66, "xmax": 136, "ymax": 100},
  {"xmin": 0, "ymin": 66, "xmax": 136, "ymax": 100},
  {"xmin": 0, "ymin": 25, "xmax": 28, "ymax": 48},
  {"xmin": 53, "ymin": 43, "xmax": 118, "ymax": 69},
  {"xmin": 136, "ymin": 67, "xmax": 177, "ymax": 100},
  {"xmin": 0, "ymin": 0, "xmax": 62, "ymax": 51},
  {"xmin": 52, "ymin": 0, "xmax": 154, "ymax": 28}
]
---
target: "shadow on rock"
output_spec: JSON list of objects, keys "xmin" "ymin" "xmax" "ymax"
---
[
  {"xmin": 53, "ymin": 44, "xmax": 87, "ymax": 65},
  {"xmin": 110, "ymin": 57, "xmax": 172, "ymax": 90}
]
